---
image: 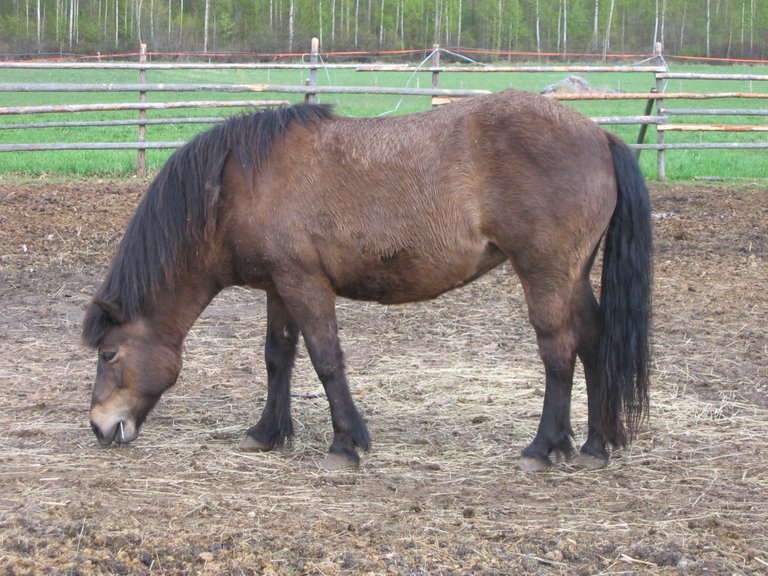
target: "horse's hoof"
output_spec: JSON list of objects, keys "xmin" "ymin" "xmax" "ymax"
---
[
  {"xmin": 238, "ymin": 435, "xmax": 271, "ymax": 451},
  {"xmin": 320, "ymin": 452, "xmax": 359, "ymax": 471},
  {"xmin": 518, "ymin": 456, "xmax": 551, "ymax": 473},
  {"xmin": 571, "ymin": 452, "xmax": 608, "ymax": 470}
]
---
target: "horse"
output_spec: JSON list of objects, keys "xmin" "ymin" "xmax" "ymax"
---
[{"xmin": 82, "ymin": 89, "xmax": 652, "ymax": 472}]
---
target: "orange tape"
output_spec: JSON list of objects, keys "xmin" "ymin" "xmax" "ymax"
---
[{"xmin": 7, "ymin": 48, "xmax": 768, "ymax": 66}]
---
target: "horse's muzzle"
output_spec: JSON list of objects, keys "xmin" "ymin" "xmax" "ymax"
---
[{"xmin": 91, "ymin": 419, "xmax": 136, "ymax": 446}]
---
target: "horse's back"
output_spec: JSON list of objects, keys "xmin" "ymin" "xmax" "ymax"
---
[
  {"xmin": 310, "ymin": 90, "xmax": 617, "ymax": 248},
  {"xmin": 222, "ymin": 90, "xmax": 617, "ymax": 304}
]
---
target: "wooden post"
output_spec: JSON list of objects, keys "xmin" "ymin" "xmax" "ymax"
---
[
  {"xmin": 305, "ymin": 37, "xmax": 319, "ymax": 104},
  {"xmin": 656, "ymin": 82, "xmax": 665, "ymax": 181},
  {"xmin": 431, "ymin": 44, "xmax": 440, "ymax": 107},
  {"xmin": 634, "ymin": 88, "xmax": 657, "ymax": 160},
  {"xmin": 137, "ymin": 43, "xmax": 147, "ymax": 178},
  {"xmin": 431, "ymin": 44, "xmax": 440, "ymax": 89},
  {"xmin": 655, "ymin": 42, "xmax": 666, "ymax": 181}
]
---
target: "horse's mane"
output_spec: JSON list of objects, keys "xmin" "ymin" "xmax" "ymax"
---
[{"xmin": 82, "ymin": 103, "xmax": 334, "ymax": 348}]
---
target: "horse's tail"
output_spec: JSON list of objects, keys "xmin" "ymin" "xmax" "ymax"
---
[{"xmin": 598, "ymin": 133, "xmax": 652, "ymax": 447}]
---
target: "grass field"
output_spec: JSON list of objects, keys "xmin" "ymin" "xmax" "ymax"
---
[{"xmin": 0, "ymin": 63, "xmax": 766, "ymax": 179}]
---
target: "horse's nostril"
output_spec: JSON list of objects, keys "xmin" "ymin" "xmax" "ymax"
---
[{"xmin": 90, "ymin": 421, "xmax": 104, "ymax": 439}]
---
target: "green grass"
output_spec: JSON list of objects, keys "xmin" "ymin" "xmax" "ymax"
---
[{"xmin": 0, "ymin": 63, "xmax": 766, "ymax": 179}]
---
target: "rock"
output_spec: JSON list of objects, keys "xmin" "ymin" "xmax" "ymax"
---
[
  {"xmin": 541, "ymin": 75, "xmax": 622, "ymax": 95},
  {"xmin": 197, "ymin": 551, "xmax": 214, "ymax": 563}
]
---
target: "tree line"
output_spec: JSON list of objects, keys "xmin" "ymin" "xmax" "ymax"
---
[{"xmin": 1, "ymin": 1, "xmax": 766, "ymax": 61}]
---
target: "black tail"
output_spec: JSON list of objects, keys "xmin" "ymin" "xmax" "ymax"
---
[{"xmin": 599, "ymin": 133, "xmax": 652, "ymax": 447}]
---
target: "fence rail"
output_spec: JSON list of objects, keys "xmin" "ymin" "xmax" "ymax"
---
[
  {"xmin": 658, "ymin": 124, "xmax": 768, "ymax": 132},
  {"xmin": 0, "ymin": 141, "xmax": 185, "ymax": 151},
  {"xmin": 1, "ymin": 40, "xmax": 766, "ymax": 180},
  {"xmin": 0, "ymin": 83, "xmax": 491, "ymax": 97},
  {"xmin": 0, "ymin": 117, "xmax": 228, "ymax": 130},
  {"xmin": 357, "ymin": 65, "xmax": 668, "ymax": 74},
  {"xmin": 0, "ymin": 100, "xmax": 290, "ymax": 115}
]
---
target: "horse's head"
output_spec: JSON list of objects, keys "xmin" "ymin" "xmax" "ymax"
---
[{"xmin": 84, "ymin": 301, "xmax": 182, "ymax": 447}]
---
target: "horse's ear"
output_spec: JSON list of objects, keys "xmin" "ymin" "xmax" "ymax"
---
[{"xmin": 95, "ymin": 299, "xmax": 125, "ymax": 325}]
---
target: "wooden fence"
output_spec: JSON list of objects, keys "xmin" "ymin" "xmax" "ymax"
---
[{"xmin": 1, "ymin": 40, "xmax": 766, "ymax": 180}]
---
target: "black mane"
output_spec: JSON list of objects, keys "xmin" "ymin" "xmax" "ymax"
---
[{"xmin": 82, "ymin": 103, "xmax": 334, "ymax": 348}]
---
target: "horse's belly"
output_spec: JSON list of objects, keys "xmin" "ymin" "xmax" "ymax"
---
[{"xmin": 333, "ymin": 241, "xmax": 506, "ymax": 304}]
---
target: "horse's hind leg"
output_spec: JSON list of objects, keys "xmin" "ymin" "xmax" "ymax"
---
[
  {"xmin": 573, "ymin": 280, "xmax": 612, "ymax": 470},
  {"xmin": 518, "ymin": 282, "xmax": 580, "ymax": 472},
  {"xmin": 240, "ymin": 291, "xmax": 299, "ymax": 451},
  {"xmin": 519, "ymin": 269, "xmax": 614, "ymax": 472}
]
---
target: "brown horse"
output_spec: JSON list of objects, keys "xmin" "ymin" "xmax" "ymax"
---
[{"xmin": 82, "ymin": 89, "xmax": 652, "ymax": 472}]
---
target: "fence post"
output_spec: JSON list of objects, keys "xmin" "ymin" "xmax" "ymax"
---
[
  {"xmin": 655, "ymin": 42, "xmax": 667, "ymax": 181},
  {"xmin": 634, "ymin": 88, "xmax": 657, "ymax": 160},
  {"xmin": 137, "ymin": 43, "xmax": 147, "ymax": 178},
  {"xmin": 305, "ymin": 37, "xmax": 319, "ymax": 104},
  {"xmin": 431, "ymin": 44, "xmax": 440, "ymax": 107},
  {"xmin": 431, "ymin": 44, "xmax": 440, "ymax": 89}
]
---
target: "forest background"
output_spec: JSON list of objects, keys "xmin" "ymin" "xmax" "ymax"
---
[{"xmin": 1, "ymin": 0, "xmax": 766, "ymax": 62}]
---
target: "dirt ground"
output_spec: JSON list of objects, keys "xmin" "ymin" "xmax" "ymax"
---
[{"xmin": 0, "ymin": 176, "xmax": 766, "ymax": 575}]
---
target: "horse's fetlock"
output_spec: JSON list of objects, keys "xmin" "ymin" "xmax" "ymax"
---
[
  {"xmin": 555, "ymin": 437, "xmax": 575, "ymax": 457},
  {"xmin": 580, "ymin": 441, "xmax": 609, "ymax": 462},
  {"xmin": 344, "ymin": 410, "xmax": 371, "ymax": 451},
  {"xmin": 354, "ymin": 424, "xmax": 371, "ymax": 452},
  {"xmin": 246, "ymin": 419, "xmax": 293, "ymax": 450}
]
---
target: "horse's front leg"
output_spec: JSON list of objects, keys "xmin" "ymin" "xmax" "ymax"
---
[
  {"xmin": 275, "ymin": 274, "xmax": 371, "ymax": 470},
  {"xmin": 240, "ymin": 291, "xmax": 299, "ymax": 451}
]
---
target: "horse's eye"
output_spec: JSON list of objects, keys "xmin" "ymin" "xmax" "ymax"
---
[{"xmin": 99, "ymin": 350, "xmax": 117, "ymax": 362}]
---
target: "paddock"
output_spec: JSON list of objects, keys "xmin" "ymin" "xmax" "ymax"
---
[{"xmin": 0, "ymin": 177, "xmax": 766, "ymax": 574}]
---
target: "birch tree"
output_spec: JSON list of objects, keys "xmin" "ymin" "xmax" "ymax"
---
[
  {"xmin": 288, "ymin": 0, "xmax": 295, "ymax": 52},
  {"xmin": 178, "ymin": 0, "xmax": 183, "ymax": 47},
  {"xmin": 706, "ymin": 0, "xmax": 711, "ymax": 56},
  {"xmin": 603, "ymin": 0, "xmax": 614, "ymax": 57},
  {"xmin": 36, "ymin": 0, "xmax": 41, "ymax": 50},
  {"xmin": 354, "ymin": 0, "xmax": 359, "ymax": 46},
  {"xmin": 2, "ymin": 0, "xmax": 767, "ymax": 60},
  {"xmin": 535, "ymin": 0, "xmax": 541, "ymax": 53},
  {"xmin": 203, "ymin": 0, "xmax": 209, "ymax": 52},
  {"xmin": 457, "ymin": 0, "xmax": 462, "ymax": 46},
  {"xmin": 68, "ymin": 0, "xmax": 78, "ymax": 48},
  {"xmin": 379, "ymin": 0, "xmax": 384, "ymax": 46},
  {"xmin": 652, "ymin": 0, "xmax": 667, "ymax": 50},
  {"xmin": 331, "ymin": 0, "xmax": 335, "ymax": 46},
  {"xmin": 135, "ymin": 0, "xmax": 143, "ymax": 45},
  {"xmin": 591, "ymin": 0, "xmax": 599, "ymax": 51},
  {"xmin": 557, "ymin": 0, "xmax": 568, "ymax": 56}
]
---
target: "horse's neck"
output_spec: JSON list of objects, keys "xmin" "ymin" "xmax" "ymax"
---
[{"xmin": 151, "ymin": 269, "xmax": 223, "ymax": 347}]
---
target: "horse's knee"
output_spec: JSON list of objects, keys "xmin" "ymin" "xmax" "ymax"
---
[{"xmin": 313, "ymin": 358, "xmax": 344, "ymax": 384}]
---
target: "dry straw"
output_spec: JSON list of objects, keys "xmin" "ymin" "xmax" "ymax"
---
[{"xmin": 1, "ymin": 182, "xmax": 766, "ymax": 573}]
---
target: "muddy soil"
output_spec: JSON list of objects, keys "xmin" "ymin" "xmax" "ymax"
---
[{"xmin": 0, "ymin": 177, "xmax": 766, "ymax": 575}]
